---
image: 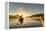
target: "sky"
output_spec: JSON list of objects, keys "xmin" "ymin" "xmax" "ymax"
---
[{"xmin": 9, "ymin": 2, "xmax": 44, "ymax": 17}]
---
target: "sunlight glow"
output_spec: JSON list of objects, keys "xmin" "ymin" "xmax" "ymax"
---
[
  {"xmin": 9, "ymin": 7, "xmax": 31, "ymax": 17},
  {"xmin": 15, "ymin": 7, "xmax": 30, "ymax": 17}
]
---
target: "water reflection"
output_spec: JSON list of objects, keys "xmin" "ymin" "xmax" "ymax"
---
[{"xmin": 9, "ymin": 17, "xmax": 43, "ymax": 28}]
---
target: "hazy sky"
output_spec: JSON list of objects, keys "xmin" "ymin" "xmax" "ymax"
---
[{"xmin": 9, "ymin": 2, "xmax": 44, "ymax": 16}]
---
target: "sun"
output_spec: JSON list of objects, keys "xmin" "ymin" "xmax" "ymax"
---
[
  {"xmin": 16, "ymin": 11, "xmax": 28, "ymax": 17},
  {"xmin": 15, "ymin": 7, "xmax": 29, "ymax": 17},
  {"xmin": 10, "ymin": 7, "xmax": 31, "ymax": 17}
]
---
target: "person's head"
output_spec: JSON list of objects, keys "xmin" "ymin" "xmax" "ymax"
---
[{"xmin": 20, "ymin": 15, "xmax": 23, "ymax": 17}]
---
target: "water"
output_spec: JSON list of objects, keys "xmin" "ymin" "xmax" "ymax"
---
[{"xmin": 9, "ymin": 18, "xmax": 42, "ymax": 28}]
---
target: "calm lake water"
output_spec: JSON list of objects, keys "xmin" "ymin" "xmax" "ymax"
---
[{"xmin": 9, "ymin": 18, "xmax": 42, "ymax": 28}]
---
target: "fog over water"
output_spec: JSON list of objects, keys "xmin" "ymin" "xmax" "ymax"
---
[{"xmin": 9, "ymin": 17, "xmax": 42, "ymax": 28}]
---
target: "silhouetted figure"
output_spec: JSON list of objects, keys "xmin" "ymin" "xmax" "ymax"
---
[{"xmin": 19, "ymin": 15, "xmax": 24, "ymax": 24}]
